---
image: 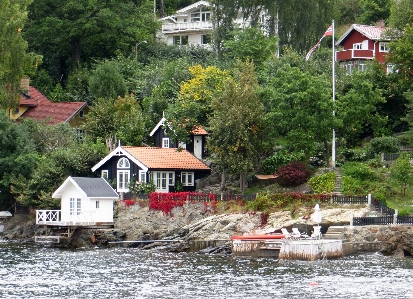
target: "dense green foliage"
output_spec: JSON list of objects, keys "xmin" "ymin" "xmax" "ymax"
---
[{"xmin": 308, "ymin": 172, "xmax": 337, "ymax": 194}]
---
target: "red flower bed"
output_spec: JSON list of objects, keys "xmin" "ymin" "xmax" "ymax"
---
[
  {"xmin": 149, "ymin": 192, "xmax": 217, "ymax": 215},
  {"xmin": 119, "ymin": 199, "xmax": 135, "ymax": 207}
]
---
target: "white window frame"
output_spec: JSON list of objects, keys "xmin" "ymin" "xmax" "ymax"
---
[
  {"xmin": 117, "ymin": 157, "xmax": 130, "ymax": 168},
  {"xmin": 386, "ymin": 64, "xmax": 394, "ymax": 74},
  {"xmin": 151, "ymin": 171, "xmax": 175, "ymax": 192},
  {"xmin": 117, "ymin": 170, "xmax": 130, "ymax": 192},
  {"xmin": 181, "ymin": 172, "xmax": 194, "ymax": 186},
  {"xmin": 379, "ymin": 42, "xmax": 390, "ymax": 52},
  {"xmin": 139, "ymin": 170, "xmax": 146, "ymax": 183},
  {"xmin": 70, "ymin": 198, "xmax": 81, "ymax": 215},
  {"xmin": 353, "ymin": 42, "xmax": 363, "ymax": 50},
  {"xmin": 162, "ymin": 138, "xmax": 170, "ymax": 148},
  {"xmin": 101, "ymin": 170, "xmax": 108, "ymax": 179}
]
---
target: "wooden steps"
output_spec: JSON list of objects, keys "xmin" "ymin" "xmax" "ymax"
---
[{"xmin": 323, "ymin": 226, "xmax": 347, "ymax": 240}]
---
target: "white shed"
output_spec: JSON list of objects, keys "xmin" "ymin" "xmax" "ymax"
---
[{"xmin": 48, "ymin": 176, "xmax": 118, "ymax": 225}]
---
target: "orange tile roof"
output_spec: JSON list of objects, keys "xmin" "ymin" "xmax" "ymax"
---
[
  {"xmin": 19, "ymin": 86, "xmax": 86, "ymax": 124},
  {"xmin": 122, "ymin": 146, "xmax": 210, "ymax": 170},
  {"xmin": 192, "ymin": 125, "xmax": 208, "ymax": 135}
]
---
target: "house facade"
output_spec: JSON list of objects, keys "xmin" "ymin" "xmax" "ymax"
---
[
  {"xmin": 159, "ymin": 1, "xmax": 269, "ymax": 47},
  {"xmin": 149, "ymin": 116, "xmax": 208, "ymax": 159},
  {"xmin": 9, "ymin": 77, "xmax": 88, "ymax": 130},
  {"xmin": 91, "ymin": 146, "xmax": 211, "ymax": 193},
  {"xmin": 36, "ymin": 176, "xmax": 119, "ymax": 226},
  {"xmin": 335, "ymin": 24, "xmax": 393, "ymax": 74}
]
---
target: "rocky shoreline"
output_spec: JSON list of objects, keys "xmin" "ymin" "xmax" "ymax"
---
[{"xmin": 1, "ymin": 202, "xmax": 413, "ymax": 257}]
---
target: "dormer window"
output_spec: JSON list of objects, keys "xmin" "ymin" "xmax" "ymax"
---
[
  {"xmin": 79, "ymin": 110, "xmax": 84, "ymax": 118},
  {"xmin": 162, "ymin": 138, "xmax": 170, "ymax": 148},
  {"xmin": 117, "ymin": 157, "xmax": 130, "ymax": 168}
]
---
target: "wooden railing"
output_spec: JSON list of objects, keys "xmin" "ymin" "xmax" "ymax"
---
[
  {"xmin": 36, "ymin": 210, "xmax": 61, "ymax": 224},
  {"xmin": 332, "ymin": 195, "xmax": 367, "ymax": 205},
  {"xmin": 36, "ymin": 210, "xmax": 97, "ymax": 225},
  {"xmin": 353, "ymin": 216, "xmax": 394, "ymax": 226}
]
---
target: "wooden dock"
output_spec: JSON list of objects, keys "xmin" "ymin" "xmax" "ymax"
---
[{"xmin": 279, "ymin": 239, "xmax": 343, "ymax": 261}]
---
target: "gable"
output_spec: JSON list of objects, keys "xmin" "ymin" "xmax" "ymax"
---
[
  {"xmin": 336, "ymin": 24, "xmax": 391, "ymax": 47},
  {"xmin": 91, "ymin": 146, "xmax": 149, "ymax": 172},
  {"xmin": 53, "ymin": 176, "xmax": 119, "ymax": 199}
]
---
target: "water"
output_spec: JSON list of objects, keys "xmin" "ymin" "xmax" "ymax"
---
[{"xmin": 1, "ymin": 242, "xmax": 413, "ymax": 299}]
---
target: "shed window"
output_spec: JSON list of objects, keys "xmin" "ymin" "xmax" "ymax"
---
[
  {"xmin": 96, "ymin": 201, "xmax": 100, "ymax": 209},
  {"xmin": 117, "ymin": 157, "xmax": 130, "ymax": 168}
]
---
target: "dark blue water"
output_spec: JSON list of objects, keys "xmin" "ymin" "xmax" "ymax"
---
[{"xmin": 1, "ymin": 242, "xmax": 413, "ymax": 299}]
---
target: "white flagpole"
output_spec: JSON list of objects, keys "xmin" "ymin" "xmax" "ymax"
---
[{"xmin": 332, "ymin": 20, "xmax": 336, "ymax": 168}]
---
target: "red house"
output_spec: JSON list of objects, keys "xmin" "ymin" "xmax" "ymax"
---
[{"xmin": 335, "ymin": 24, "xmax": 393, "ymax": 74}]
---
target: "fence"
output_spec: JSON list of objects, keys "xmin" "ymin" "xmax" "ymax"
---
[
  {"xmin": 124, "ymin": 192, "xmax": 256, "ymax": 202},
  {"xmin": 332, "ymin": 195, "xmax": 367, "ymax": 205}
]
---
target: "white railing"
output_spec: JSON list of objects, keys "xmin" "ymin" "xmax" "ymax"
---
[
  {"xmin": 36, "ymin": 210, "xmax": 61, "ymax": 224},
  {"xmin": 162, "ymin": 21, "xmax": 213, "ymax": 33},
  {"xmin": 36, "ymin": 210, "xmax": 97, "ymax": 225}
]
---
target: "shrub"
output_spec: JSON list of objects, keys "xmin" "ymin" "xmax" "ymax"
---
[
  {"xmin": 261, "ymin": 150, "xmax": 306, "ymax": 174},
  {"xmin": 275, "ymin": 162, "xmax": 313, "ymax": 187},
  {"xmin": 368, "ymin": 136, "xmax": 400, "ymax": 157},
  {"xmin": 341, "ymin": 147, "xmax": 368, "ymax": 162},
  {"xmin": 308, "ymin": 172, "xmax": 337, "ymax": 193},
  {"xmin": 340, "ymin": 162, "xmax": 376, "ymax": 181}
]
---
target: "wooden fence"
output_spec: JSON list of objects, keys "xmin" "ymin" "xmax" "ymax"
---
[
  {"xmin": 332, "ymin": 195, "xmax": 367, "ymax": 205},
  {"xmin": 125, "ymin": 192, "xmax": 256, "ymax": 202}
]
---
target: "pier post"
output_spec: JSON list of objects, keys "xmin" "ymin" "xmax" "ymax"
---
[
  {"xmin": 350, "ymin": 215, "xmax": 353, "ymax": 227},
  {"xmin": 367, "ymin": 194, "xmax": 371, "ymax": 205},
  {"xmin": 393, "ymin": 209, "xmax": 398, "ymax": 225}
]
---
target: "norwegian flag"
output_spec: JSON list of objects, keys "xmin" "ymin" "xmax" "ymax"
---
[{"xmin": 305, "ymin": 25, "xmax": 333, "ymax": 61}]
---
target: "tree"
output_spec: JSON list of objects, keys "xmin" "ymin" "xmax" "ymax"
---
[
  {"xmin": 24, "ymin": 0, "xmax": 158, "ymax": 81},
  {"xmin": 86, "ymin": 95, "xmax": 144, "ymax": 147},
  {"xmin": 208, "ymin": 60, "xmax": 264, "ymax": 193},
  {"xmin": 390, "ymin": 152, "xmax": 413, "ymax": 195},
  {"xmin": 388, "ymin": 25, "xmax": 413, "ymax": 79},
  {"xmin": 223, "ymin": 27, "xmax": 277, "ymax": 69},
  {"xmin": 357, "ymin": 0, "xmax": 391, "ymax": 25},
  {"xmin": 89, "ymin": 60, "xmax": 128, "ymax": 101},
  {"xmin": 0, "ymin": 111, "xmax": 37, "ymax": 209},
  {"xmin": 264, "ymin": 64, "xmax": 336, "ymax": 163},
  {"xmin": 389, "ymin": 0, "xmax": 413, "ymax": 30},
  {"xmin": 0, "ymin": 0, "xmax": 41, "ymax": 108}
]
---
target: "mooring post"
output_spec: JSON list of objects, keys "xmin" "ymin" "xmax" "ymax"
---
[
  {"xmin": 367, "ymin": 194, "xmax": 371, "ymax": 205},
  {"xmin": 393, "ymin": 209, "xmax": 398, "ymax": 225}
]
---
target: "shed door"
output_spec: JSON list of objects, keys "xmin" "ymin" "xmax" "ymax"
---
[{"xmin": 194, "ymin": 136, "xmax": 202, "ymax": 159}]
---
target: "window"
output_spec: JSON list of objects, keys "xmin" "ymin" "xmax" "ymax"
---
[
  {"xmin": 387, "ymin": 64, "xmax": 394, "ymax": 74},
  {"xmin": 117, "ymin": 157, "xmax": 130, "ymax": 168},
  {"xmin": 150, "ymin": 171, "xmax": 174, "ymax": 192},
  {"xmin": 354, "ymin": 60, "xmax": 367, "ymax": 72},
  {"xmin": 353, "ymin": 43, "xmax": 363, "ymax": 50},
  {"xmin": 139, "ymin": 170, "xmax": 146, "ymax": 183},
  {"xmin": 201, "ymin": 34, "xmax": 211, "ymax": 45},
  {"xmin": 101, "ymin": 170, "xmax": 108, "ymax": 179},
  {"xmin": 79, "ymin": 110, "xmax": 84, "ymax": 118},
  {"xmin": 70, "ymin": 198, "xmax": 81, "ymax": 215},
  {"xmin": 117, "ymin": 170, "xmax": 130, "ymax": 192},
  {"xmin": 173, "ymin": 36, "xmax": 188, "ymax": 45},
  {"xmin": 162, "ymin": 138, "xmax": 170, "ymax": 148},
  {"xmin": 190, "ymin": 8, "xmax": 210, "ymax": 22},
  {"xmin": 96, "ymin": 201, "xmax": 100, "ymax": 209},
  {"xmin": 181, "ymin": 172, "xmax": 194, "ymax": 186},
  {"xmin": 379, "ymin": 42, "xmax": 390, "ymax": 52}
]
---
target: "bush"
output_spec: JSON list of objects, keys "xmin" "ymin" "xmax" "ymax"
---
[
  {"xmin": 308, "ymin": 172, "xmax": 337, "ymax": 193},
  {"xmin": 261, "ymin": 150, "xmax": 306, "ymax": 174},
  {"xmin": 368, "ymin": 136, "xmax": 400, "ymax": 157},
  {"xmin": 340, "ymin": 162, "xmax": 376, "ymax": 181},
  {"xmin": 275, "ymin": 162, "xmax": 313, "ymax": 187},
  {"xmin": 341, "ymin": 147, "xmax": 368, "ymax": 162}
]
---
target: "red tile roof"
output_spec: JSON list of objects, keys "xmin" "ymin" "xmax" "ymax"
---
[
  {"xmin": 19, "ymin": 86, "xmax": 86, "ymax": 124},
  {"xmin": 123, "ymin": 146, "xmax": 210, "ymax": 170},
  {"xmin": 336, "ymin": 24, "xmax": 391, "ymax": 46}
]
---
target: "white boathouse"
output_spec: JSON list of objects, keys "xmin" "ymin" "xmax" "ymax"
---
[{"xmin": 36, "ymin": 176, "xmax": 119, "ymax": 227}]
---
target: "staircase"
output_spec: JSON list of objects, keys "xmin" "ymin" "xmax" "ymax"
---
[
  {"xmin": 323, "ymin": 226, "xmax": 347, "ymax": 241},
  {"xmin": 333, "ymin": 169, "xmax": 342, "ymax": 195}
]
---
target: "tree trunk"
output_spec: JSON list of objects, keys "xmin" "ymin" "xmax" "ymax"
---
[
  {"xmin": 220, "ymin": 169, "xmax": 226, "ymax": 192},
  {"xmin": 71, "ymin": 39, "xmax": 81, "ymax": 72},
  {"xmin": 159, "ymin": 0, "xmax": 164, "ymax": 18},
  {"xmin": 239, "ymin": 173, "xmax": 247, "ymax": 195}
]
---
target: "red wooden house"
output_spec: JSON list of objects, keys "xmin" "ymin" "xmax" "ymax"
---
[{"xmin": 335, "ymin": 24, "xmax": 393, "ymax": 74}]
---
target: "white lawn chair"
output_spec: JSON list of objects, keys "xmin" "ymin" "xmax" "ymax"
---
[
  {"xmin": 292, "ymin": 228, "xmax": 310, "ymax": 239},
  {"xmin": 281, "ymin": 228, "xmax": 300, "ymax": 240}
]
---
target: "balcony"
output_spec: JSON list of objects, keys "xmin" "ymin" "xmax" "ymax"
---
[
  {"xmin": 162, "ymin": 21, "xmax": 213, "ymax": 34},
  {"xmin": 336, "ymin": 49, "xmax": 374, "ymax": 61}
]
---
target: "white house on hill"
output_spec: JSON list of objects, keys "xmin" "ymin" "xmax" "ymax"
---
[
  {"xmin": 36, "ymin": 177, "xmax": 119, "ymax": 226},
  {"xmin": 159, "ymin": 1, "xmax": 270, "ymax": 47}
]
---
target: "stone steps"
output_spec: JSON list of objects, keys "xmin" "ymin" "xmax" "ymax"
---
[
  {"xmin": 323, "ymin": 226, "xmax": 347, "ymax": 240},
  {"xmin": 333, "ymin": 169, "xmax": 342, "ymax": 194}
]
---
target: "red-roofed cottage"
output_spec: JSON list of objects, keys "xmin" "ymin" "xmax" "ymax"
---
[
  {"xmin": 91, "ymin": 145, "xmax": 211, "ymax": 193},
  {"xmin": 335, "ymin": 24, "xmax": 393, "ymax": 74},
  {"xmin": 9, "ymin": 77, "xmax": 88, "ymax": 129}
]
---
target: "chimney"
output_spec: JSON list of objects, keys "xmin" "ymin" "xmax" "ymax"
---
[
  {"xmin": 376, "ymin": 20, "xmax": 385, "ymax": 28},
  {"xmin": 20, "ymin": 76, "xmax": 30, "ymax": 97}
]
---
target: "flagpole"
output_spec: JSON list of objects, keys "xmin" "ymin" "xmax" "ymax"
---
[{"xmin": 332, "ymin": 20, "xmax": 336, "ymax": 168}]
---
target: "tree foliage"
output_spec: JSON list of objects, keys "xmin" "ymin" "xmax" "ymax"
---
[
  {"xmin": 390, "ymin": 152, "xmax": 413, "ymax": 195},
  {"xmin": 275, "ymin": 161, "xmax": 313, "ymax": 187},
  {"xmin": 0, "ymin": 0, "xmax": 41, "ymax": 108}
]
